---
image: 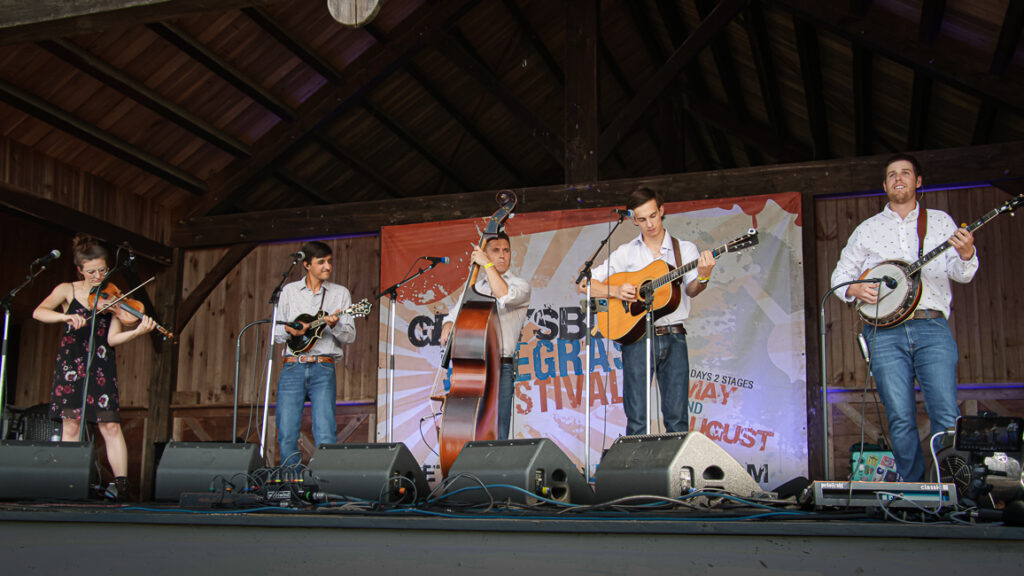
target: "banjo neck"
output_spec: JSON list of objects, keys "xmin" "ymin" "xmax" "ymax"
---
[{"xmin": 905, "ymin": 204, "xmax": 1005, "ymax": 276}]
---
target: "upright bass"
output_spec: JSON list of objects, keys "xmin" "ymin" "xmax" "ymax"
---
[{"xmin": 436, "ymin": 191, "xmax": 517, "ymax": 477}]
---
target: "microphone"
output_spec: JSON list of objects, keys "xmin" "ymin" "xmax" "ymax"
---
[
  {"xmin": 122, "ymin": 242, "xmax": 135, "ymax": 268},
  {"xmin": 868, "ymin": 276, "xmax": 898, "ymax": 289},
  {"xmin": 424, "ymin": 256, "xmax": 450, "ymax": 265},
  {"xmin": 32, "ymin": 249, "xmax": 61, "ymax": 266},
  {"xmin": 611, "ymin": 208, "xmax": 633, "ymax": 218},
  {"xmin": 289, "ymin": 251, "xmax": 305, "ymax": 261},
  {"xmin": 277, "ymin": 320, "xmax": 303, "ymax": 330}
]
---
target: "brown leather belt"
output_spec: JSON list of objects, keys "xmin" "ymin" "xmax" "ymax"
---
[
  {"xmin": 654, "ymin": 324, "xmax": 687, "ymax": 336},
  {"xmin": 911, "ymin": 309, "xmax": 943, "ymax": 320},
  {"xmin": 283, "ymin": 355, "xmax": 335, "ymax": 364}
]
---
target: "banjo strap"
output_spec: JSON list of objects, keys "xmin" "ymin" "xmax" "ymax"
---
[{"xmin": 917, "ymin": 204, "xmax": 927, "ymax": 260}]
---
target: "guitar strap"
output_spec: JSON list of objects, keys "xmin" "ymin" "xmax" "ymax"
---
[{"xmin": 672, "ymin": 235, "xmax": 682, "ymax": 268}]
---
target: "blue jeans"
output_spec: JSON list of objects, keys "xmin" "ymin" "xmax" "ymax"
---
[
  {"xmin": 863, "ymin": 317, "xmax": 959, "ymax": 482},
  {"xmin": 275, "ymin": 362, "xmax": 338, "ymax": 467},
  {"xmin": 620, "ymin": 332, "xmax": 690, "ymax": 436},
  {"xmin": 498, "ymin": 362, "xmax": 515, "ymax": 440}
]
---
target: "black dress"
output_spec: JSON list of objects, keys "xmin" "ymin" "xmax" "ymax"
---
[{"xmin": 49, "ymin": 295, "xmax": 120, "ymax": 423}]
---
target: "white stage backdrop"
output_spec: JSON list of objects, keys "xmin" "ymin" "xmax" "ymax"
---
[{"xmin": 377, "ymin": 192, "xmax": 807, "ymax": 488}]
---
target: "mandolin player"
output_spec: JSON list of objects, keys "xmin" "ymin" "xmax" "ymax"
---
[
  {"xmin": 830, "ymin": 153, "xmax": 977, "ymax": 482},
  {"xmin": 273, "ymin": 241, "xmax": 356, "ymax": 467}
]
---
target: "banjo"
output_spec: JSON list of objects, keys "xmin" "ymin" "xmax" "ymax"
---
[{"xmin": 857, "ymin": 195, "xmax": 1022, "ymax": 327}]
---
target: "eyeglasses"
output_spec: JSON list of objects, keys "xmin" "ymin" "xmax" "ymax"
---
[{"xmin": 82, "ymin": 267, "xmax": 108, "ymax": 275}]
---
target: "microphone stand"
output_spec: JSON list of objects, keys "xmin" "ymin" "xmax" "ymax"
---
[
  {"xmin": 575, "ymin": 213, "xmax": 629, "ymax": 478},
  {"xmin": 377, "ymin": 258, "xmax": 442, "ymax": 443},
  {"xmin": 819, "ymin": 276, "xmax": 893, "ymax": 480},
  {"xmin": 233, "ymin": 319, "xmax": 272, "ymax": 443},
  {"xmin": 77, "ymin": 248, "xmax": 129, "ymax": 442},
  {"xmin": 258, "ymin": 254, "xmax": 303, "ymax": 460},
  {"xmin": 0, "ymin": 261, "xmax": 58, "ymax": 436}
]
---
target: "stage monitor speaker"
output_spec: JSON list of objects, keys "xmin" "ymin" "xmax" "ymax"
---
[
  {"xmin": 595, "ymin": 432, "xmax": 767, "ymax": 504},
  {"xmin": 444, "ymin": 438, "xmax": 595, "ymax": 505},
  {"xmin": 155, "ymin": 442, "xmax": 260, "ymax": 501},
  {"xmin": 308, "ymin": 442, "xmax": 428, "ymax": 505},
  {"xmin": 0, "ymin": 440, "xmax": 95, "ymax": 500}
]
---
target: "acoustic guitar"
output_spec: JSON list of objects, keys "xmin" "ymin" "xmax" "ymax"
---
[
  {"xmin": 286, "ymin": 298, "xmax": 372, "ymax": 353},
  {"xmin": 593, "ymin": 230, "xmax": 759, "ymax": 344},
  {"xmin": 857, "ymin": 195, "xmax": 1022, "ymax": 327}
]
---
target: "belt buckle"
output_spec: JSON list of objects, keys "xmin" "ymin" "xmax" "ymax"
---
[{"xmin": 299, "ymin": 355, "xmax": 315, "ymax": 363}]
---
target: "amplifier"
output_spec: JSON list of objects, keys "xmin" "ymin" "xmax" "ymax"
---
[{"xmin": 810, "ymin": 481, "xmax": 958, "ymax": 509}]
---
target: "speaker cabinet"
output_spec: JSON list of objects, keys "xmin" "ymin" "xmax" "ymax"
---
[
  {"xmin": 0, "ymin": 440, "xmax": 96, "ymax": 500},
  {"xmin": 595, "ymin": 432, "xmax": 766, "ymax": 503},
  {"xmin": 155, "ymin": 442, "xmax": 261, "ymax": 501},
  {"xmin": 309, "ymin": 442, "xmax": 428, "ymax": 505},
  {"xmin": 444, "ymin": 438, "xmax": 595, "ymax": 505}
]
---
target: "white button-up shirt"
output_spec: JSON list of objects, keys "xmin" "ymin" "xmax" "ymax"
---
[
  {"xmin": 831, "ymin": 203, "xmax": 979, "ymax": 319},
  {"xmin": 591, "ymin": 233, "xmax": 700, "ymax": 326},
  {"xmin": 447, "ymin": 270, "xmax": 531, "ymax": 358},
  {"xmin": 273, "ymin": 278, "xmax": 357, "ymax": 358}
]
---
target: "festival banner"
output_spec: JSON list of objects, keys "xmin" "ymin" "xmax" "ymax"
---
[{"xmin": 377, "ymin": 192, "xmax": 807, "ymax": 488}]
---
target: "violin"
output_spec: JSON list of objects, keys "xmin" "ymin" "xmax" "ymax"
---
[{"xmin": 89, "ymin": 282, "xmax": 175, "ymax": 340}]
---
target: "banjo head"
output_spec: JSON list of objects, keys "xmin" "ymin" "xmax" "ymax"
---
[{"xmin": 857, "ymin": 261, "xmax": 914, "ymax": 324}]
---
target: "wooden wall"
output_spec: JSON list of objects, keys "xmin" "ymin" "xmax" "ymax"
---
[{"xmin": 816, "ymin": 185, "xmax": 1024, "ymax": 478}]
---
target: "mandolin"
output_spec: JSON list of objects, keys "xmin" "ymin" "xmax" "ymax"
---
[{"xmin": 285, "ymin": 298, "xmax": 372, "ymax": 353}]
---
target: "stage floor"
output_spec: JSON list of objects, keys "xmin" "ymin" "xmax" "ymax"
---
[{"xmin": 2, "ymin": 500, "xmax": 1022, "ymax": 575}]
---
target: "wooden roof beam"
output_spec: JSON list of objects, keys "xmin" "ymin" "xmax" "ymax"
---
[
  {"xmin": 599, "ymin": 0, "xmax": 748, "ymax": 163},
  {"xmin": 314, "ymin": 136, "xmax": 405, "ymax": 200},
  {"xmin": 853, "ymin": 46, "xmax": 873, "ymax": 156},
  {"xmin": 794, "ymin": 16, "xmax": 830, "ymax": 160},
  {"xmin": 918, "ymin": 0, "xmax": 947, "ymax": 45},
  {"xmin": 695, "ymin": 0, "xmax": 760, "ymax": 166},
  {"xmin": 0, "ymin": 79, "xmax": 207, "ymax": 195},
  {"xmin": 147, "ymin": 21, "xmax": 296, "ymax": 121},
  {"xmin": 171, "ymin": 141, "xmax": 1024, "ymax": 248},
  {"xmin": 776, "ymin": 1, "xmax": 1024, "ymax": 115},
  {"xmin": 0, "ymin": 0, "xmax": 270, "ymax": 46},
  {"xmin": 241, "ymin": 6, "xmax": 343, "ymax": 84},
  {"xmin": 175, "ymin": 242, "xmax": 256, "ymax": 333},
  {"xmin": 272, "ymin": 171, "xmax": 338, "ymax": 205},
  {"xmin": 362, "ymin": 103, "xmax": 472, "ymax": 192},
  {"xmin": 564, "ymin": 0, "xmax": 598, "ymax": 185},
  {"xmin": 1, "ymin": 181, "xmax": 173, "ymax": 264},
  {"xmin": 597, "ymin": 35, "xmax": 664, "ymax": 173},
  {"xmin": 744, "ymin": 1, "xmax": 789, "ymax": 145},
  {"xmin": 991, "ymin": 0, "xmax": 1024, "ymax": 76},
  {"xmin": 182, "ymin": 0, "xmax": 482, "ymax": 218},
  {"xmin": 972, "ymin": 98, "xmax": 997, "ymax": 145},
  {"xmin": 500, "ymin": 0, "xmax": 564, "ymax": 85},
  {"xmin": 39, "ymin": 38, "xmax": 251, "ymax": 158},
  {"xmin": 435, "ymin": 31, "xmax": 565, "ymax": 167},
  {"xmin": 906, "ymin": 71, "xmax": 932, "ymax": 151}
]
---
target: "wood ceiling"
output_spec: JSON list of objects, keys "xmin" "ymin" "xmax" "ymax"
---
[{"xmin": 1, "ymin": 0, "xmax": 1022, "ymax": 245}]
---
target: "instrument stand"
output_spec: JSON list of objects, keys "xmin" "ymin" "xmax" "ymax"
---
[
  {"xmin": 377, "ymin": 258, "xmax": 443, "ymax": 443},
  {"xmin": 0, "ymin": 261, "xmax": 57, "ymax": 435},
  {"xmin": 258, "ymin": 254, "xmax": 302, "ymax": 461},
  {"xmin": 818, "ymin": 276, "xmax": 896, "ymax": 479},
  {"xmin": 575, "ymin": 212, "xmax": 629, "ymax": 478}
]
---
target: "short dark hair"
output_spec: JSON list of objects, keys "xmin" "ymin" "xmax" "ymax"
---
[
  {"xmin": 486, "ymin": 231, "xmax": 511, "ymax": 247},
  {"xmin": 883, "ymin": 153, "xmax": 923, "ymax": 181},
  {"xmin": 301, "ymin": 240, "xmax": 332, "ymax": 264},
  {"xmin": 625, "ymin": 186, "xmax": 663, "ymax": 211}
]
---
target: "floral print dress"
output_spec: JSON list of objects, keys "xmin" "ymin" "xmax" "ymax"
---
[{"xmin": 49, "ymin": 295, "xmax": 119, "ymax": 423}]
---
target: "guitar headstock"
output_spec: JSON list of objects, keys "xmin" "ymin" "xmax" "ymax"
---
[
  {"xmin": 484, "ymin": 190, "xmax": 518, "ymax": 236},
  {"xmin": 347, "ymin": 298, "xmax": 373, "ymax": 318},
  {"xmin": 725, "ymin": 229, "xmax": 759, "ymax": 253}
]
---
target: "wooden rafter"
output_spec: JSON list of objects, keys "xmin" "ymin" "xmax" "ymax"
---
[
  {"xmin": 147, "ymin": 21, "xmax": 297, "ymax": 121},
  {"xmin": 599, "ymin": 0, "xmax": 748, "ymax": 163},
  {"xmin": 0, "ymin": 181, "xmax": 173, "ymax": 264},
  {"xmin": 991, "ymin": 0, "xmax": 1024, "ymax": 76},
  {"xmin": 744, "ymin": 1, "xmax": 788, "ymax": 144},
  {"xmin": 918, "ymin": 0, "xmax": 947, "ymax": 44},
  {"xmin": 241, "ymin": 6, "xmax": 343, "ymax": 83},
  {"xmin": 0, "ymin": 79, "xmax": 207, "ymax": 196},
  {"xmin": 0, "ymin": 0, "xmax": 270, "ymax": 46},
  {"xmin": 435, "ymin": 31, "xmax": 565, "ymax": 166},
  {"xmin": 172, "ymin": 141, "xmax": 1024, "ymax": 247},
  {"xmin": 853, "ymin": 46, "xmax": 873, "ymax": 156},
  {"xmin": 501, "ymin": 0, "xmax": 564, "ymax": 85},
  {"xmin": 564, "ymin": 0, "xmax": 598, "ymax": 184},
  {"xmin": 907, "ymin": 71, "xmax": 932, "ymax": 151},
  {"xmin": 794, "ymin": 15, "xmax": 829, "ymax": 160},
  {"xmin": 777, "ymin": 0, "xmax": 1024, "ymax": 115},
  {"xmin": 175, "ymin": 242, "xmax": 256, "ymax": 332},
  {"xmin": 314, "ymin": 135, "xmax": 404, "ymax": 200},
  {"xmin": 182, "ymin": 0, "xmax": 482, "ymax": 219},
  {"xmin": 39, "ymin": 38, "xmax": 251, "ymax": 158}
]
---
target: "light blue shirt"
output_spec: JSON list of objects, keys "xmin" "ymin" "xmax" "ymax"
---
[{"xmin": 273, "ymin": 277, "xmax": 356, "ymax": 358}]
